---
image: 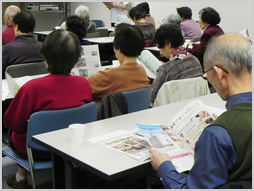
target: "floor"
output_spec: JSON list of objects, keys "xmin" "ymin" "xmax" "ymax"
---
[{"xmin": 2, "ymin": 128, "xmax": 163, "ymax": 189}]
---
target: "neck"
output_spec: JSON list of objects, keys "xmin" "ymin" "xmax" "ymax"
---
[
  {"xmin": 228, "ymin": 73, "xmax": 252, "ymax": 96},
  {"xmin": 119, "ymin": 56, "xmax": 137, "ymax": 65},
  {"xmin": 135, "ymin": 18, "xmax": 146, "ymax": 24}
]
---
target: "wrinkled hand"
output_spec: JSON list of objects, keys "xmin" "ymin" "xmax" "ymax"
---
[{"xmin": 149, "ymin": 149, "xmax": 171, "ymax": 171}]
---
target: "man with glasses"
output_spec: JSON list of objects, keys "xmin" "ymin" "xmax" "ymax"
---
[{"xmin": 149, "ymin": 33, "xmax": 252, "ymax": 189}]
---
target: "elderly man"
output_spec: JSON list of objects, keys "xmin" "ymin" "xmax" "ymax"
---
[
  {"xmin": 2, "ymin": 12, "xmax": 44, "ymax": 79},
  {"xmin": 2, "ymin": 5, "xmax": 21, "ymax": 45},
  {"xmin": 149, "ymin": 33, "xmax": 252, "ymax": 189}
]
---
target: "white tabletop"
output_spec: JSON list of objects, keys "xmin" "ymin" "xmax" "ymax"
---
[
  {"xmin": 33, "ymin": 31, "xmax": 53, "ymax": 35},
  {"xmin": 33, "ymin": 93, "xmax": 226, "ymax": 180},
  {"xmin": 84, "ymin": 36, "xmax": 114, "ymax": 44}
]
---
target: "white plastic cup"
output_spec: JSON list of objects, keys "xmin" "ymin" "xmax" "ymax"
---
[{"xmin": 69, "ymin": 123, "xmax": 85, "ymax": 145}]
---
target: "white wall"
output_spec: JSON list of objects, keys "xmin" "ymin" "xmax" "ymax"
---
[{"xmin": 69, "ymin": 1, "xmax": 252, "ymax": 35}]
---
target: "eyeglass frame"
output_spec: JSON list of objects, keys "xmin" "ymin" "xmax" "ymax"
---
[{"xmin": 200, "ymin": 65, "xmax": 229, "ymax": 80}]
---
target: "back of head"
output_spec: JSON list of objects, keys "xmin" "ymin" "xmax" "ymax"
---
[
  {"xmin": 176, "ymin": 7, "xmax": 192, "ymax": 20},
  {"xmin": 153, "ymin": 23, "xmax": 185, "ymax": 49},
  {"xmin": 199, "ymin": 7, "xmax": 221, "ymax": 25},
  {"xmin": 4, "ymin": 5, "xmax": 21, "ymax": 21},
  {"xmin": 75, "ymin": 4, "xmax": 90, "ymax": 20},
  {"xmin": 204, "ymin": 33, "xmax": 252, "ymax": 77},
  {"xmin": 40, "ymin": 30, "xmax": 81, "ymax": 75},
  {"xmin": 129, "ymin": 6, "xmax": 146, "ymax": 20},
  {"xmin": 166, "ymin": 14, "xmax": 181, "ymax": 25},
  {"xmin": 13, "ymin": 12, "xmax": 35, "ymax": 33},
  {"xmin": 114, "ymin": 23, "xmax": 144, "ymax": 57},
  {"xmin": 136, "ymin": 2, "xmax": 150, "ymax": 14},
  {"xmin": 66, "ymin": 15, "xmax": 87, "ymax": 40}
]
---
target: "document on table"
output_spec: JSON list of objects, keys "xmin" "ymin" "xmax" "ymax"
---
[{"xmin": 2, "ymin": 80, "xmax": 10, "ymax": 101}]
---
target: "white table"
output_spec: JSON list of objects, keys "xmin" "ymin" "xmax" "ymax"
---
[{"xmin": 32, "ymin": 93, "xmax": 226, "ymax": 188}]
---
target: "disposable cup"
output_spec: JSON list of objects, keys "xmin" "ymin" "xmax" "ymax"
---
[{"xmin": 69, "ymin": 123, "xmax": 85, "ymax": 144}]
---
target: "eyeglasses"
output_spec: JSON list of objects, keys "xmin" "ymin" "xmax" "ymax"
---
[{"xmin": 200, "ymin": 65, "xmax": 229, "ymax": 80}]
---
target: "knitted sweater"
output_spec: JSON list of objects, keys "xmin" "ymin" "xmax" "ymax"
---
[
  {"xmin": 151, "ymin": 51, "xmax": 202, "ymax": 104},
  {"xmin": 4, "ymin": 74, "xmax": 92, "ymax": 159}
]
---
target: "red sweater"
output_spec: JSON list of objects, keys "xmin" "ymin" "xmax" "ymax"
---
[
  {"xmin": 4, "ymin": 74, "xmax": 92, "ymax": 159},
  {"xmin": 187, "ymin": 25, "xmax": 224, "ymax": 67},
  {"xmin": 2, "ymin": 24, "xmax": 15, "ymax": 46}
]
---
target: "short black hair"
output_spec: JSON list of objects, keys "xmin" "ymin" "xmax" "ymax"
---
[
  {"xmin": 40, "ymin": 30, "xmax": 81, "ymax": 75},
  {"xmin": 129, "ymin": 6, "xmax": 146, "ymax": 21},
  {"xmin": 176, "ymin": 7, "xmax": 192, "ymax": 20},
  {"xmin": 113, "ymin": 23, "xmax": 144, "ymax": 57},
  {"xmin": 66, "ymin": 15, "xmax": 87, "ymax": 40},
  {"xmin": 199, "ymin": 7, "xmax": 221, "ymax": 25},
  {"xmin": 13, "ymin": 12, "xmax": 35, "ymax": 33},
  {"xmin": 153, "ymin": 23, "xmax": 185, "ymax": 49},
  {"xmin": 136, "ymin": 2, "xmax": 150, "ymax": 14}
]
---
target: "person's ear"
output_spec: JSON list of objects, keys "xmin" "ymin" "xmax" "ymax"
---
[{"xmin": 213, "ymin": 66, "xmax": 226, "ymax": 83}]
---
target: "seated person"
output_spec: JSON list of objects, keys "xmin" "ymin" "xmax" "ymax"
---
[
  {"xmin": 86, "ymin": 23, "xmax": 150, "ymax": 107},
  {"xmin": 187, "ymin": 7, "xmax": 224, "ymax": 68},
  {"xmin": 65, "ymin": 15, "xmax": 91, "ymax": 45},
  {"xmin": 60, "ymin": 4, "xmax": 97, "ymax": 33},
  {"xmin": 2, "ymin": 5, "xmax": 20, "ymax": 45},
  {"xmin": 150, "ymin": 33, "xmax": 252, "ymax": 189},
  {"xmin": 136, "ymin": 2, "xmax": 156, "ymax": 27},
  {"xmin": 2, "ymin": 12, "xmax": 44, "ymax": 79},
  {"xmin": 4, "ymin": 29, "xmax": 93, "ymax": 189},
  {"xmin": 165, "ymin": 14, "xmax": 185, "ymax": 37},
  {"xmin": 129, "ymin": 6, "xmax": 155, "ymax": 42},
  {"xmin": 176, "ymin": 6, "xmax": 202, "ymax": 40},
  {"xmin": 150, "ymin": 23, "xmax": 202, "ymax": 107}
]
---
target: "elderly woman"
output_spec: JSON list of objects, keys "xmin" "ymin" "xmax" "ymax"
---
[
  {"xmin": 176, "ymin": 6, "xmax": 201, "ymax": 40},
  {"xmin": 60, "ymin": 4, "xmax": 97, "ymax": 33},
  {"xmin": 86, "ymin": 23, "xmax": 150, "ymax": 107},
  {"xmin": 65, "ymin": 15, "xmax": 90, "ymax": 45},
  {"xmin": 187, "ymin": 7, "xmax": 224, "ymax": 68},
  {"xmin": 4, "ymin": 30, "xmax": 92, "ymax": 189},
  {"xmin": 150, "ymin": 23, "xmax": 202, "ymax": 107}
]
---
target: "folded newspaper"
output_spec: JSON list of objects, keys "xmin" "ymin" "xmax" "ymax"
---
[{"xmin": 89, "ymin": 99, "xmax": 226, "ymax": 173}]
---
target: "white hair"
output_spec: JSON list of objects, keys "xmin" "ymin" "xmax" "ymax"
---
[
  {"xmin": 75, "ymin": 4, "xmax": 90, "ymax": 19},
  {"xmin": 4, "ymin": 5, "xmax": 21, "ymax": 21}
]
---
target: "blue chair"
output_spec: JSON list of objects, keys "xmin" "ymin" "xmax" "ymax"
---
[
  {"xmin": 122, "ymin": 86, "xmax": 152, "ymax": 113},
  {"xmin": 2, "ymin": 102, "xmax": 98, "ymax": 189},
  {"xmin": 91, "ymin": 20, "xmax": 103, "ymax": 27}
]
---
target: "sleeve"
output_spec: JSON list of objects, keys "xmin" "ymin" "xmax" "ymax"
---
[
  {"xmin": 86, "ymin": 70, "xmax": 112, "ymax": 99},
  {"xmin": 150, "ymin": 66, "xmax": 167, "ymax": 104},
  {"xmin": 187, "ymin": 31, "xmax": 211, "ymax": 57},
  {"xmin": 157, "ymin": 125, "xmax": 235, "ymax": 189},
  {"xmin": 2, "ymin": 45, "xmax": 9, "ymax": 78},
  {"xmin": 4, "ymin": 86, "xmax": 33, "ymax": 134}
]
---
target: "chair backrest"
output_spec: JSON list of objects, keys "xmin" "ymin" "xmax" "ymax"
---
[
  {"xmin": 153, "ymin": 77, "xmax": 210, "ymax": 107},
  {"xmin": 5, "ymin": 62, "xmax": 48, "ymax": 78},
  {"xmin": 91, "ymin": 20, "xmax": 103, "ymax": 27},
  {"xmin": 97, "ymin": 28, "xmax": 108, "ymax": 37},
  {"xmin": 27, "ymin": 102, "xmax": 98, "ymax": 151},
  {"xmin": 122, "ymin": 86, "xmax": 152, "ymax": 113},
  {"xmin": 86, "ymin": 32, "xmax": 100, "ymax": 38}
]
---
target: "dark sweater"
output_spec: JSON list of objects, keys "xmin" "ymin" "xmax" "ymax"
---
[
  {"xmin": 205, "ymin": 103, "xmax": 252, "ymax": 182},
  {"xmin": 2, "ymin": 35, "xmax": 44, "ymax": 79}
]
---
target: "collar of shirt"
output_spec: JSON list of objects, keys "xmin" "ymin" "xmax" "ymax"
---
[{"xmin": 226, "ymin": 92, "xmax": 252, "ymax": 110}]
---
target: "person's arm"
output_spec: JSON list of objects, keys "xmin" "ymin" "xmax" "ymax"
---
[
  {"xmin": 112, "ymin": 2, "xmax": 129, "ymax": 10},
  {"xmin": 4, "ymin": 85, "xmax": 33, "ymax": 134},
  {"xmin": 150, "ymin": 125, "xmax": 236, "ymax": 189},
  {"xmin": 86, "ymin": 70, "xmax": 112, "ymax": 99}
]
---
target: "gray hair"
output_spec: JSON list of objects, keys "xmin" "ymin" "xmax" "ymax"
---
[
  {"xmin": 75, "ymin": 4, "xmax": 90, "ymax": 20},
  {"xmin": 4, "ymin": 5, "xmax": 21, "ymax": 21},
  {"xmin": 166, "ymin": 14, "xmax": 181, "ymax": 25},
  {"xmin": 204, "ymin": 33, "xmax": 252, "ymax": 76}
]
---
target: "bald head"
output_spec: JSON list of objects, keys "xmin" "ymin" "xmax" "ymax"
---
[
  {"xmin": 4, "ymin": 5, "xmax": 21, "ymax": 25},
  {"xmin": 204, "ymin": 33, "xmax": 252, "ymax": 77}
]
